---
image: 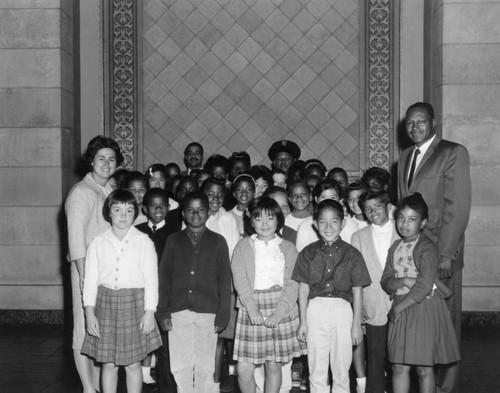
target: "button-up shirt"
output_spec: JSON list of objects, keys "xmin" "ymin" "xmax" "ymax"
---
[
  {"xmin": 292, "ymin": 237, "xmax": 371, "ymax": 302},
  {"xmin": 83, "ymin": 227, "xmax": 158, "ymax": 310}
]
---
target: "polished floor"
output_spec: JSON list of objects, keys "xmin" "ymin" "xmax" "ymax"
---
[{"xmin": 0, "ymin": 324, "xmax": 498, "ymax": 393}]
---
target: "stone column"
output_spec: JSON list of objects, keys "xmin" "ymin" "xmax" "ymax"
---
[
  {"xmin": 0, "ymin": 1, "xmax": 76, "ymax": 317},
  {"xmin": 426, "ymin": 0, "xmax": 500, "ymax": 312}
]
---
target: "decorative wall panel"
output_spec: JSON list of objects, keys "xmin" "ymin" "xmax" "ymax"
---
[{"xmin": 141, "ymin": 0, "xmax": 361, "ymax": 170}]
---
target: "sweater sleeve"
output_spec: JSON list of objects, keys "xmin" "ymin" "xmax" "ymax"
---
[
  {"xmin": 273, "ymin": 242, "xmax": 299, "ymax": 320},
  {"xmin": 82, "ymin": 237, "xmax": 99, "ymax": 307},
  {"xmin": 143, "ymin": 237, "xmax": 159, "ymax": 311},
  {"xmin": 215, "ymin": 237, "xmax": 232, "ymax": 327},
  {"xmin": 231, "ymin": 240, "xmax": 259, "ymax": 314},
  {"xmin": 157, "ymin": 237, "xmax": 174, "ymax": 321},
  {"xmin": 407, "ymin": 239, "xmax": 440, "ymax": 303},
  {"xmin": 65, "ymin": 185, "xmax": 91, "ymax": 261},
  {"xmin": 380, "ymin": 241, "xmax": 398, "ymax": 294}
]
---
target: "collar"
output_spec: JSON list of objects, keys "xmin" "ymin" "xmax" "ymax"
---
[
  {"xmin": 251, "ymin": 233, "xmax": 282, "ymax": 246},
  {"xmin": 372, "ymin": 219, "xmax": 394, "ymax": 234},
  {"xmin": 319, "ymin": 236, "xmax": 343, "ymax": 251},
  {"xmin": 148, "ymin": 220, "xmax": 165, "ymax": 231},
  {"xmin": 415, "ymin": 134, "xmax": 436, "ymax": 157}
]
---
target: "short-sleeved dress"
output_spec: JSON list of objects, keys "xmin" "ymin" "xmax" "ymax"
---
[{"xmin": 387, "ymin": 238, "xmax": 460, "ymax": 366}]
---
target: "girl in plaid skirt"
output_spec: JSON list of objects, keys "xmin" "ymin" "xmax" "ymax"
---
[
  {"xmin": 81, "ymin": 190, "xmax": 162, "ymax": 393},
  {"xmin": 232, "ymin": 197, "xmax": 306, "ymax": 393}
]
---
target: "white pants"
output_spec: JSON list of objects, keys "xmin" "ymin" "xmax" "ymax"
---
[
  {"xmin": 307, "ymin": 297, "xmax": 353, "ymax": 393},
  {"xmin": 169, "ymin": 310, "xmax": 218, "ymax": 393},
  {"xmin": 255, "ymin": 360, "xmax": 292, "ymax": 393}
]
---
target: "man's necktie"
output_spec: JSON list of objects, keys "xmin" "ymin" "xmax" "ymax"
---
[
  {"xmin": 407, "ymin": 148, "xmax": 421, "ymax": 188},
  {"xmin": 152, "ymin": 225, "xmax": 157, "ymax": 233}
]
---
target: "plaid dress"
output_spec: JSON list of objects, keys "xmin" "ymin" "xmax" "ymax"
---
[
  {"xmin": 81, "ymin": 286, "xmax": 162, "ymax": 366},
  {"xmin": 233, "ymin": 285, "xmax": 306, "ymax": 364}
]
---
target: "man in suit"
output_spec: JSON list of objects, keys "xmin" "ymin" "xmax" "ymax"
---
[{"xmin": 398, "ymin": 102, "xmax": 471, "ymax": 393}]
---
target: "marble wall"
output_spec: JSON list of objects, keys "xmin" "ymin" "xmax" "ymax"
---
[
  {"xmin": 426, "ymin": 0, "xmax": 500, "ymax": 311},
  {"xmin": 0, "ymin": 1, "xmax": 76, "ymax": 310}
]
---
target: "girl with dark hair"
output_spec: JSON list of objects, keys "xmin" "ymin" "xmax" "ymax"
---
[
  {"xmin": 82, "ymin": 190, "xmax": 162, "ymax": 393},
  {"xmin": 381, "ymin": 193, "xmax": 460, "ymax": 393}
]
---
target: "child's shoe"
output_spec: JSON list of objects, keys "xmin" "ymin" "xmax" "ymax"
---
[{"xmin": 299, "ymin": 376, "xmax": 308, "ymax": 391}]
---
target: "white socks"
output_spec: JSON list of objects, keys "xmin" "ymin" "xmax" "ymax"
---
[{"xmin": 356, "ymin": 377, "xmax": 366, "ymax": 393}]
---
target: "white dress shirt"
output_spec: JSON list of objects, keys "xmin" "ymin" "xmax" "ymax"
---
[
  {"xmin": 407, "ymin": 135, "xmax": 436, "ymax": 182},
  {"xmin": 83, "ymin": 227, "xmax": 158, "ymax": 310},
  {"xmin": 371, "ymin": 219, "xmax": 395, "ymax": 268}
]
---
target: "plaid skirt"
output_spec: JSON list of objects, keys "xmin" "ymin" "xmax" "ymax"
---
[
  {"xmin": 81, "ymin": 286, "xmax": 162, "ymax": 366},
  {"xmin": 233, "ymin": 285, "xmax": 306, "ymax": 364}
]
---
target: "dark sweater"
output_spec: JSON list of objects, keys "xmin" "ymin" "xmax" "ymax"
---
[{"xmin": 157, "ymin": 228, "xmax": 232, "ymax": 327}]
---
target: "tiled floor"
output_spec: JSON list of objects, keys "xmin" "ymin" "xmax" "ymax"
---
[{"xmin": 0, "ymin": 324, "xmax": 498, "ymax": 393}]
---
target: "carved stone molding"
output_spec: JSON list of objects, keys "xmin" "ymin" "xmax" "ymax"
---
[
  {"xmin": 106, "ymin": 0, "xmax": 137, "ymax": 169},
  {"xmin": 367, "ymin": 0, "xmax": 393, "ymax": 170}
]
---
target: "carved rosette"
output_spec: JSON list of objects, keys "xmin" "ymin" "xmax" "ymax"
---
[
  {"xmin": 110, "ymin": 0, "xmax": 135, "ymax": 169},
  {"xmin": 367, "ymin": 0, "xmax": 392, "ymax": 169}
]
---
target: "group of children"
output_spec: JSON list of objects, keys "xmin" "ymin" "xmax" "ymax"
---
[{"xmin": 77, "ymin": 147, "xmax": 460, "ymax": 393}]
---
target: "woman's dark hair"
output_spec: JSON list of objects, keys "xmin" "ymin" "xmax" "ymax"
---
[
  {"xmin": 395, "ymin": 192, "xmax": 429, "ymax": 220},
  {"xmin": 123, "ymin": 171, "xmax": 147, "ymax": 188},
  {"xmin": 312, "ymin": 179, "xmax": 342, "ymax": 200},
  {"xmin": 244, "ymin": 196, "xmax": 285, "ymax": 235},
  {"xmin": 182, "ymin": 191, "xmax": 209, "ymax": 211},
  {"xmin": 103, "ymin": 189, "xmax": 138, "ymax": 223},
  {"xmin": 313, "ymin": 199, "xmax": 345, "ymax": 221},
  {"xmin": 83, "ymin": 135, "xmax": 124, "ymax": 170},
  {"xmin": 143, "ymin": 187, "xmax": 170, "ymax": 207},
  {"xmin": 201, "ymin": 177, "xmax": 227, "ymax": 195},
  {"xmin": 358, "ymin": 190, "xmax": 391, "ymax": 210}
]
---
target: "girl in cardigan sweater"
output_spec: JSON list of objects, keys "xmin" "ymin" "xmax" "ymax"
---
[
  {"xmin": 381, "ymin": 193, "xmax": 459, "ymax": 393},
  {"xmin": 232, "ymin": 197, "xmax": 306, "ymax": 393}
]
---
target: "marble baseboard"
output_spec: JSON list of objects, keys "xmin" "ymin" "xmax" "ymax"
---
[
  {"xmin": 0, "ymin": 310, "xmax": 499, "ymax": 327},
  {"xmin": 0, "ymin": 310, "xmax": 64, "ymax": 324}
]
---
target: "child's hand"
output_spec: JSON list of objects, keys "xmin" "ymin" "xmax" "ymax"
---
[
  {"xmin": 214, "ymin": 325, "xmax": 226, "ymax": 333},
  {"xmin": 388, "ymin": 307, "xmax": 401, "ymax": 324},
  {"xmin": 85, "ymin": 307, "xmax": 100, "ymax": 338},
  {"xmin": 140, "ymin": 311, "xmax": 156, "ymax": 335},
  {"xmin": 404, "ymin": 277, "xmax": 416, "ymax": 289},
  {"xmin": 264, "ymin": 312, "xmax": 281, "ymax": 328},
  {"xmin": 248, "ymin": 309, "xmax": 265, "ymax": 326},
  {"xmin": 159, "ymin": 318, "xmax": 173, "ymax": 331},
  {"xmin": 351, "ymin": 324, "xmax": 363, "ymax": 346},
  {"xmin": 297, "ymin": 321, "xmax": 308, "ymax": 342}
]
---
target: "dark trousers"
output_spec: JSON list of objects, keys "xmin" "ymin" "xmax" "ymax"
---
[
  {"xmin": 365, "ymin": 323, "xmax": 388, "ymax": 393},
  {"xmin": 157, "ymin": 329, "xmax": 177, "ymax": 393},
  {"xmin": 437, "ymin": 268, "xmax": 462, "ymax": 393}
]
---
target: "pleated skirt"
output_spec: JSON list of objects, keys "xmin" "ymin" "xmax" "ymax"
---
[
  {"xmin": 388, "ymin": 292, "xmax": 460, "ymax": 366},
  {"xmin": 81, "ymin": 286, "xmax": 162, "ymax": 366},
  {"xmin": 233, "ymin": 285, "xmax": 306, "ymax": 364}
]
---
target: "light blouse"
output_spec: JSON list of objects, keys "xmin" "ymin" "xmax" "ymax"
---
[{"xmin": 83, "ymin": 227, "xmax": 158, "ymax": 311}]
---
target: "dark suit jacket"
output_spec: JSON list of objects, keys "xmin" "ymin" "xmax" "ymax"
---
[
  {"xmin": 135, "ymin": 222, "xmax": 179, "ymax": 260},
  {"xmin": 397, "ymin": 137, "xmax": 471, "ymax": 271}
]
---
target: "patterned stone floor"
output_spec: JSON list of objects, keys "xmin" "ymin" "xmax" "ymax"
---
[{"xmin": 0, "ymin": 324, "xmax": 498, "ymax": 392}]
